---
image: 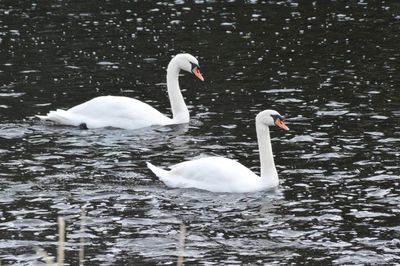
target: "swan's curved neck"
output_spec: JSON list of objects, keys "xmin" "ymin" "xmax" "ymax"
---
[
  {"xmin": 256, "ymin": 121, "xmax": 278, "ymax": 185},
  {"xmin": 167, "ymin": 63, "xmax": 189, "ymax": 123}
]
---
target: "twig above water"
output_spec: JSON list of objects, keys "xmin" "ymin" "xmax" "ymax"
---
[{"xmin": 177, "ymin": 224, "xmax": 186, "ymax": 266}]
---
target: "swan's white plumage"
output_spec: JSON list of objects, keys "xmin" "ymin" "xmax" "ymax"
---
[
  {"xmin": 38, "ymin": 96, "xmax": 172, "ymax": 129},
  {"xmin": 147, "ymin": 110, "xmax": 289, "ymax": 193},
  {"xmin": 147, "ymin": 157, "xmax": 266, "ymax": 193},
  {"xmin": 37, "ymin": 53, "xmax": 203, "ymax": 130}
]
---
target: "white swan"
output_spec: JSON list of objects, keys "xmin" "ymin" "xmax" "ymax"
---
[
  {"xmin": 147, "ymin": 110, "xmax": 289, "ymax": 193},
  {"xmin": 37, "ymin": 53, "xmax": 204, "ymax": 129}
]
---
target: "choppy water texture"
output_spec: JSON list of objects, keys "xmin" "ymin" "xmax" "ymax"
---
[{"xmin": 1, "ymin": 0, "xmax": 400, "ymax": 265}]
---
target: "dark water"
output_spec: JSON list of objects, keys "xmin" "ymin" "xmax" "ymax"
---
[{"xmin": 1, "ymin": 0, "xmax": 399, "ymax": 265}]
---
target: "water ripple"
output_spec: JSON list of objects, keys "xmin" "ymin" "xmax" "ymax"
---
[{"xmin": 0, "ymin": 0, "xmax": 399, "ymax": 265}]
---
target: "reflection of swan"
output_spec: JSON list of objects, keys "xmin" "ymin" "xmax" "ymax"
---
[
  {"xmin": 37, "ymin": 54, "xmax": 204, "ymax": 130},
  {"xmin": 147, "ymin": 110, "xmax": 289, "ymax": 193}
]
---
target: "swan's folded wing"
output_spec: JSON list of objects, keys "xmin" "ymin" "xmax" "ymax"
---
[
  {"xmin": 167, "ymin": 157, "xmax": 259, "ymax": 192},
  {"xmin": 41, "ymin": 96, "xmax": 173, "ymax": 129}
]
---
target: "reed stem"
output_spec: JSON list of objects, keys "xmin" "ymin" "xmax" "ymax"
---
[
  {"xmin": 57, "ymin": 217, "xmax": 65, "ymax": 265},
  {"xmin": 177, "ymin": 224, "xmax": 186, "ymax": 266}
]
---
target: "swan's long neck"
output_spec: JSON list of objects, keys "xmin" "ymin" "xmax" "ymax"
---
[
  {"xmin": 167, "ymin": 63, "xmax": 189, "ymax": 123},
  {"xmin": 256, "ymin": 121, "xmax": 278, "ymax": 185}
]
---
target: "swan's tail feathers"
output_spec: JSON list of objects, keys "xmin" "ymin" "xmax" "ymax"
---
[
  {"xmin": 36, "ymin": 114, "xmax": 48, "ymax": 120},
  {"xmin": 146, "ymin": 162, "xmax": 169, "ymax": 179},
  {"xmin": 36, "ymin": 110, "xmax": 78, "ymax": 126}
]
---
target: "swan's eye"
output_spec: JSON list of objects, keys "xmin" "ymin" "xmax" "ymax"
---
[
  {"xmin": 190, "ymin": 62, "xmax": 200, "ymax": 71},
  {"xmin": 271, "ymin": 114, "xmax": 281, "ymax": 122}
]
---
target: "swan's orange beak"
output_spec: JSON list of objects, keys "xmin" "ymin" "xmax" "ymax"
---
[
  {"xmin": 275, "ymin": 118, "xmax": 289, "ymax": 131},
  {"xmin": 192, "ymin": 67, "xmax": 204, "ymax": 81}
]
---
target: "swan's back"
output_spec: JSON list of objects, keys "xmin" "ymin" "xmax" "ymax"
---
[
  {"xmin": 40, "ymin": 96, "xmax": 173, "ymax": 129},
  {"xmin": 150, "ymin": 157, "xmax": 265, "ymax": 193}
]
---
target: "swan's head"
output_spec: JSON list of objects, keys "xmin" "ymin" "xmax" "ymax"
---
[
  {"xmin": 169, "ymin": 53, "xmax": 204, "ymax": 81},
  {"xmin": 257, "ymin": 110, "xmax": 289, "ymax": 130}
]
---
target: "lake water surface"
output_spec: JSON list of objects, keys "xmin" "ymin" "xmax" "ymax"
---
[{"xmin": 0, "ymin": 0, "xmax": 399, "ymax": 265}]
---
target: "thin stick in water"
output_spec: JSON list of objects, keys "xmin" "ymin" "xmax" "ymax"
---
[
  {"xmin": 177, "ymin": 224, "xmax": 186, "ymax": 266},
  {"xmin": 57, "ymin": 217, "xmax": 65, "ymax": 265},
  {"xmin": 79, "ymin": 207, "xmax": 86, "ymax": 266}
]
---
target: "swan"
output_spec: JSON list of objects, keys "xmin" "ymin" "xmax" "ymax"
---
[
  {"xmin": 37, "ymin": 53, "xmax": 204, "ymax": 129},
  {"xmin": 147, "ymin": 109, "xmax": 289, "ymax": 193}
]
